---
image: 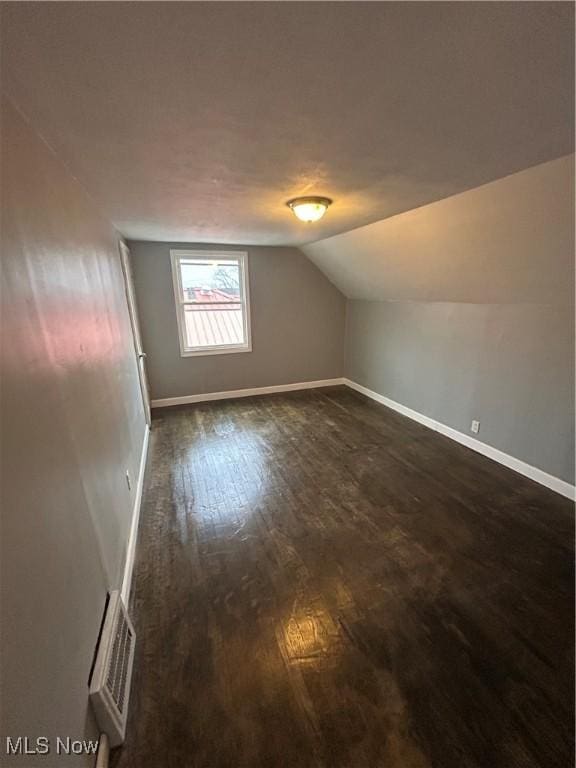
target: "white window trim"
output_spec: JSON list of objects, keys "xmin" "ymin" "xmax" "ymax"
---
[{"xmin": 170, "ymin": 249, "xmax": 252, "ymax": 358}]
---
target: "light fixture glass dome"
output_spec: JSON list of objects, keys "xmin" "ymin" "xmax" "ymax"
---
[{"xmin": 287, "ymin": 196, "xmax": 332, "ymax": 223}]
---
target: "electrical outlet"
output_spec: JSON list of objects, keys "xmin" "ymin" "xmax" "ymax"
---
[
  {"xmin": 470, "ymin": 420, "xmax": 480, "ymax": 434},
  {"xmin": 125, "ymin": 470, "xmax": 131, "ymax": 491}
]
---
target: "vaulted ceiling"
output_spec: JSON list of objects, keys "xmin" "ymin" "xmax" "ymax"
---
[
  {"xmin": 303, "ymin": 155, "xmax": 574, "ymax": 302},
  {"xmin": 1, "ymin": 2, "xmax": 574, "ymax": 246}
]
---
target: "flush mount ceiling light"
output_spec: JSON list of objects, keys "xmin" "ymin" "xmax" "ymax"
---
[{"xmin": 286, "ymin": 196, "xmax": 333, "ymax": 223}]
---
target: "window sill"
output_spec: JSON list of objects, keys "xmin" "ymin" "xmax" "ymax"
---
[{"xmin": 180, "ymin": 344, "xmax": 252, "ymax": 358}]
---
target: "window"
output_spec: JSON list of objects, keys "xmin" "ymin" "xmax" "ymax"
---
[{"xmin": 170, "ymin": 250, "xmax": 251, "ymax": 357}]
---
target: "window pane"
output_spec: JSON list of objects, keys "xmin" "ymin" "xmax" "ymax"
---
[
  {"xmin": 179, "ymin": 260, "xmax": 240, "ymax": 302},
  {"xmin": 184, "ymin": 304, "xmax": 245, "ymax": 348}
]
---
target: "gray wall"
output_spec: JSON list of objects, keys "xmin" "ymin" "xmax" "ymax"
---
[
  {"xmin": 1, "ymin": 97, "xmax": 147, "ymax": 764},
  {"xmin": 304, "ymin": 156, "xmax": 575, "ymax": 486},
  {"xmin": 129, "ymin": 242, "xmax": 345, "ymax": 400},
  {"xmin": 345, "ymin": 301, "xmax": 574, "ymax": 483}
]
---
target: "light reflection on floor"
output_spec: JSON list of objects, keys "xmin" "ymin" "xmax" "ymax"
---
[{"xmin": 173, "ymin": 423, "xmax": 271, "ymax": 531}]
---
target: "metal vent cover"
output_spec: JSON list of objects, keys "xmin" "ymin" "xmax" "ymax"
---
[{"xmin": 89, "ymin": 591, "xmax": 136, "ymax": 747}]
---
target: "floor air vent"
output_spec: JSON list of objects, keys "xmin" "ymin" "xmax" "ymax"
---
[{"xmin": 89, "ymin": 591, "xmax": 136, "ymax": 747}]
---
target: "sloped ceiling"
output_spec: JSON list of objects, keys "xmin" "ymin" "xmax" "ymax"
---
[
  {"xmin": 1, "ymin": 2, "xmax": 574, "ymax": 246},
  {"xmin": 302, "ymin": 155, "xmax": 575, "ymax": 304}
]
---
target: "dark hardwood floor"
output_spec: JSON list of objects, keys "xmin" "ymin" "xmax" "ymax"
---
[{"xmin": 113, "ymin": 386, "xmax": 574, "ymax": 768}]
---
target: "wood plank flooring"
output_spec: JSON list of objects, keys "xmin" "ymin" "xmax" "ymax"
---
[{"xmin": 112, "ymin": 386, "xmax": 574, "ymax": 768}]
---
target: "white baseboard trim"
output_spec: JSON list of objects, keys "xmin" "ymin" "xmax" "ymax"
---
[
  {"xmin": 151, "ymin": 378, "xmax": 346, "ymax": 408},
  {"xmin": 121, "ymin": 424, "xmax": 150, "ymax": 605},
  {"xmin": 343, "ymin": 378, "xmax": 575, "ymax": 501}
]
